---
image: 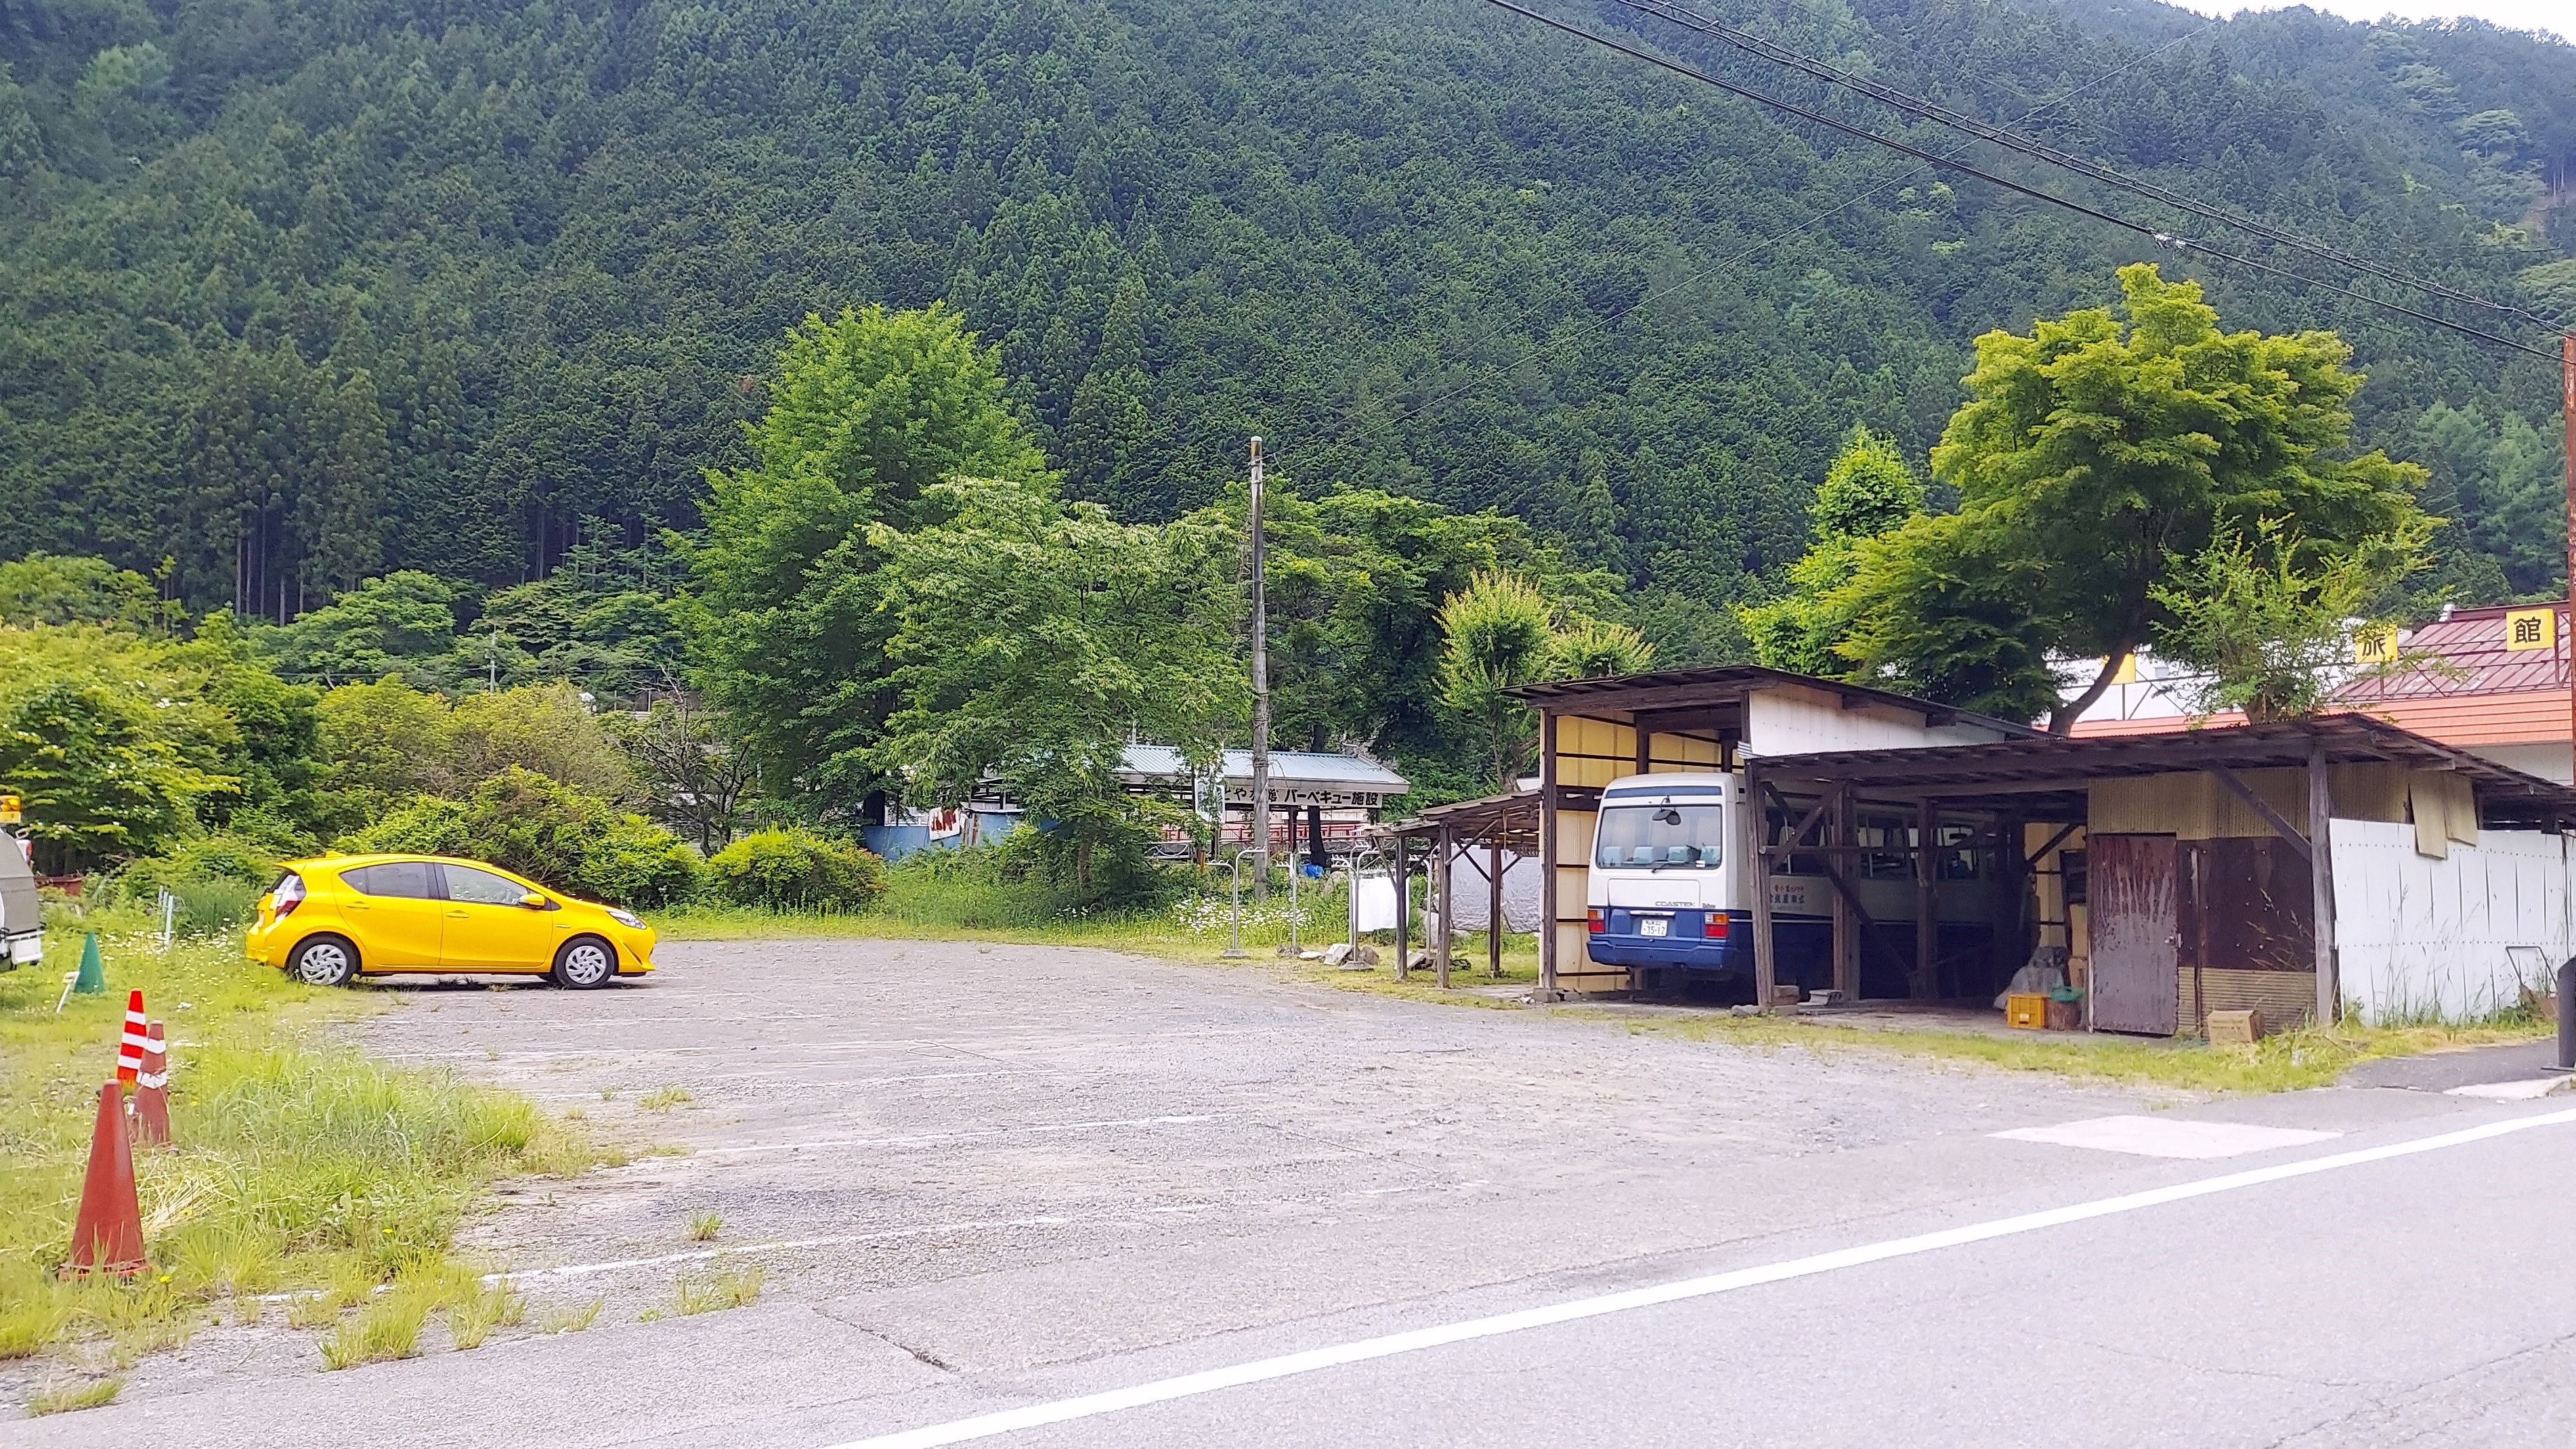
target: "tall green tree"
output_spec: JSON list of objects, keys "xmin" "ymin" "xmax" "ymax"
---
[
  {"xmin": 1836, "ymin": 265, "xmax": 2432, "ymax": 731},
  {"xmin": 1741, "ymin": 427, "xmax": 1926, "ymax": 677},
  {"xmin": 1436, "ymin": 571, "xmax": 1653, "ymax": 794},
  {"xmin": 870, "ymin": 478, "xmax": 1241, "ymax": 892},
  {"xmin": 687, "ymin": 305, "xmax": 1052, "ymax": 810}
]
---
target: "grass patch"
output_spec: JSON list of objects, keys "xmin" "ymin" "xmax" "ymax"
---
[
  {"xmin": 637, "ymin": 1085, "xmax": 693, "ymax": 1112},
  {"xmin": 1604, "ymin": 1008, "xmax": 2551, "ymax": 1094},
  {"xmin": 26, "ymin": 1377, "xmax": 123, "ymax": 1415},
  {"xmin": 671, "ymin": 1263, "xmax": 763, "ymax": 1316},
  {"xmin": 537, "ymin": 1297, "xmax": 603, "ymax": 1335},
  {"xmin": 1, "ymin": 907, "xmax": 614, "ymax": 1366},
  {"xmin": 317, "ymin": 1282, "xmax": 433, "ymax": 1370},
  {"xmin": 687, "ymin": 1210, "xmax": 723, "ymax": 1242}
]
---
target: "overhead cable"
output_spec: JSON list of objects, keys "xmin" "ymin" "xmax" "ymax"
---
[
  {"xmin": 1480, "ymin": 0, "xmax": 2564, "ymax": 364},
  {"xmin": 1602, "ymin": 0, "xmax": 2565, "ymax": 331}
]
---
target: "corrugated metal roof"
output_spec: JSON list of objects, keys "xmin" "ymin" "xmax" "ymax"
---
[
  {"xmin": 2340, "ymin": 602, "xmax": 2570, "ymax": 706},
  {"xmin": 2071, "ymin": 602, "xmax": 2575, "ymax": 748}
]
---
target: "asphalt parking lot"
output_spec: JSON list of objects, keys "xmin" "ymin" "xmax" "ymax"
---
[{"xmin": 14, "ymin": 936, "xmax": 2540, "ymax": 1448}]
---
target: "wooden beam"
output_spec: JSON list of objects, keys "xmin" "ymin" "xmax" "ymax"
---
[
  {"xmin": 1488, "ymin": 840, "xmax": 1505, "ymax": 978},
  {"xmin": 2310, "ymin": 743, "xmax": 2339, "ymax": 1025},
  {"xmin": 1539, "ymin": 709, "xmax": 1558, "ymax": 997},
  {"xmin": 2211, "ymin": 765, "xmax": 2313, "ymax": 864},
  {"xmin": 1832, "ymin": 785, "xmax": 1858, "ymax": 999},
  {"xmin": 1914, "ymin": 798, "xmax": 1936, "ymax": 1001},
  {"xmin": 1747, "ymin": 761, "xmax": 1777, "ymax": 1013},
  {"xmin": 1434, "ymin": 823, "xmax": 1453, "ymax": 990},
  {"xmin": 1633, "ymin": 723, "xmax": 1652, "ymax": 776},
  {"xmin": 1393, "ymin": 834, "xmax": 1410, "ymax": 982},
  {"xmin": 2022, "ymin": 821, "xmax": 2085, "ymax": 871}
]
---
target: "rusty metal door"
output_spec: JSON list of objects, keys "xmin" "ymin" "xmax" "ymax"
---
[{"xmin": 2090, "ymin": 834, "xmax": 2178, "ymax": 1035}]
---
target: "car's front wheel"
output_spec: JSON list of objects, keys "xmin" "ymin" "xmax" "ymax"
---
[
  {"xmin": 288, "ymin": 934, "xmax": 360, "ymax": 987},
  {"xmin": 551, "ymin": 936, "xmax": 616, "ymax": 989}
]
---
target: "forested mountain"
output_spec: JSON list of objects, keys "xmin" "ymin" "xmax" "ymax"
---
[{"xmin": 1, "ymin": 0, "xmax": 2571, "ymax": 648}]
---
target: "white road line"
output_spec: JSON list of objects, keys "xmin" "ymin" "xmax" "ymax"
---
[
  {"xmin": 700, "ymin": 1115, "xmax": 1230, "ymax": 1156},
  {"xmin": 823, "ymin": 1105, "xmax": 2576, "ymax": 1449}
]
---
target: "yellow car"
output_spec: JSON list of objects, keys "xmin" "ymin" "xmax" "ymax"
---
[{"xmin": 246, "ymin": 854, "xmax": 657, "ymax": 989}]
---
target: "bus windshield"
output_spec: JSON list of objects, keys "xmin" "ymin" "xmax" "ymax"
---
[{"xmin": 1593, "ymin": 804, "xmax": 1722, "ymax": 869}]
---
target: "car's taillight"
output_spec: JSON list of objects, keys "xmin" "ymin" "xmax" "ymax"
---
[
  {"xmin": 1587, "ymin": 907, "xmax": 1606, "ymax": 934},
  {"xmin": 1704, "ymin": 912, "xmax": 1730, "ymax": 939},
  {"xmin": 274, "ymin": 873, "xmax": 305, "ymax": 918}
]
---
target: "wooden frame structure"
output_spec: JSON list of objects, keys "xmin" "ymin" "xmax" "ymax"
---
[
  {"xmin": 1749, "ymin": 714, "xmax": 2576, "ymax": 1027},
  {"xmin": 1373, "ymin": 790, "xmax": 1542, "ymax": 989}
]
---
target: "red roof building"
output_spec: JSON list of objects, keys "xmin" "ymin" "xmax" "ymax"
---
[{"xmin": 2066, "ymin": 601, "xmax": 2575, "ymax": 785}]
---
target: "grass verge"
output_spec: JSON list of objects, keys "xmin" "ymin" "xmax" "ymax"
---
[
  {"xmin": 2, "ymin": 905, "xmax": 614, "ymax": 1372},
  {"xmin": 26, "ymin": 1377, "xmax": 122, "ymax": 1415},
  {"xmin": 1602, "ymin": 1008, "xmax": 2551, "ymax": 1094}
]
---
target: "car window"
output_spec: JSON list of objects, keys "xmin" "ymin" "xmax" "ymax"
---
[
  {"xmin": 344, "ymin": 861, "xmax": 439, "ymax": 899},
  {"xmin": 444, "ymin": 864, "xmax": 534, "ymax": 906}
]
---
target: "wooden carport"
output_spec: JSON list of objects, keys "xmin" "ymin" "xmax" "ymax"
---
[
  {"xmin": 1371, "ymin": 790, "xmax": 1541, "ymax": 988},
  {"xmin": 1750, "ymin": 714, "xmax": 2576, "ymax": 1029}
]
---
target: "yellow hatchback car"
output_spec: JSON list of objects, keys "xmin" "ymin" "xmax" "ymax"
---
[{"xmin": 246, "ymin": 854, "xmax": 657, "ymax": 989}]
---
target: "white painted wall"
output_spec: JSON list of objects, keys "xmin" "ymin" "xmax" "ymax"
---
[
  {"xmin": 2466, "ymin": 742, "xmax": 2574, "ymax": 787},
  {"xmin": 2331, "ymin": 819, "xmax": 2573, "ymax": 1024},
  {"xmin": 1744, "ymin": 687, "xmax": 2016, "ymax": 757}
]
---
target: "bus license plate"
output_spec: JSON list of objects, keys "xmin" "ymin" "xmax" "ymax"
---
[{"xmin": 1638, "ymin": 917, "xmax": 1669, "ymax": 937}]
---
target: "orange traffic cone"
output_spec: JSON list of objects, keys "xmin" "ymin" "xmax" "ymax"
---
[
  {"xmin": 116, "ymin": 990, "xmax": 148, "ymax": 1089},
  {"xmin": 65, "ymin": 1082, "xmax": 146, "ymax": 1278},
  {"xmin": 133, "ymin": 1021, "xmax": 171, "ymax": 1146}
]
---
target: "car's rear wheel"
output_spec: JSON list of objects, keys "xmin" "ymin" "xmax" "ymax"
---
[
  {"xmin": 551, "ymin": 935, "xmax": 616, "ymax": 989},
  {"xmin": 288, "ymin": 934, "xmax": 359, "ymax": 987}
]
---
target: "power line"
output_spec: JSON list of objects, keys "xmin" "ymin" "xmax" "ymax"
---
[
  {"xmin": 1284, "ymin": 10, "xmax": 2229, "ymax": 469},
  {"xmin": 1478, "ymin": 0, "xmax": 2564, "ymax": 364},
  {"xmin": 1602, "ymin": 0, "xmax": 2567, "ymax": 332}
]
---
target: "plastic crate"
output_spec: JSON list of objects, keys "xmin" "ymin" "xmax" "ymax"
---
[{"xmin": 2004, "ymin": 993, "xmax": 2047, "ymax": 1030}]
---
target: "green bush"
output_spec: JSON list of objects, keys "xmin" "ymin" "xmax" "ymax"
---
[
  {"xmin": 341, "ymin": 767, "xmax": 704, "ymax": 909},
  {"xmin": 102, "ymin": 831, "xmax": 291, "ymax": 932},
  {"xmin": 706, "ymin": 828, "xmax": 887, "ymax": 912}
]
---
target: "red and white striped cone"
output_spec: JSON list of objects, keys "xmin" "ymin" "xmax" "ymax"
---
[
  {"xmin": 133, "ymin": 1020, "xmax": 171, "ymax": 1146},
  {"xmin": 116, "ymin": 990, "xmax": 148, "ymax": 1091}
]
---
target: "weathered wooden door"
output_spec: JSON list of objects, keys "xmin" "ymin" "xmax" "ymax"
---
[{"xmin": 2090, "ymin": 834, "xmax": 2179, "ymax": 1035}]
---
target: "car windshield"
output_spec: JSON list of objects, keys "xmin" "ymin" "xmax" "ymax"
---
[{"xmin": 1593, "ymin": 803, "xmax": 1722, "ymax": 869}]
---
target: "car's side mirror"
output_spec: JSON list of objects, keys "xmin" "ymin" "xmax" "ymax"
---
[{"xmin": 518, "ymin": 892, "xmax": 550, "ymax": 909}]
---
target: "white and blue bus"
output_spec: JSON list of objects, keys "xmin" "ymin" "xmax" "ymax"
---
[{"xmin": 1583, "ymin": 772, "xmax": 2001, "ymax": 999}]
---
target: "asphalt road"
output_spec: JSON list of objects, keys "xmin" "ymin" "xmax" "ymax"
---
[{"xmin": 12, "ymin": 938, "xmax": 2573, "ymax": 1447}]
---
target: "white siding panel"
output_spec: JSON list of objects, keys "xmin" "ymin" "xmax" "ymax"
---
[
  {"xmin": 1745, "ymin": 687, "xmax": 2015, "ymax": 756},
  {"xmin": 2332, "ymin": 819, "xmax": 2571, "ymax": 1024}
]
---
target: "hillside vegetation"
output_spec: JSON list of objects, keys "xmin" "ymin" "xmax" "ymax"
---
[{"xmin": 0, "ymin": 0, "xmax": 2571, "ymax": 637}]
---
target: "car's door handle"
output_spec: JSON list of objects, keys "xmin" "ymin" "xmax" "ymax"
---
[
  {"xmin": 345, "ymin": 901, "xmax": 370, "ymax": 911},
  {"xmin": 447, "ymin": 910, "xmax": 471, "ymax": 920}
]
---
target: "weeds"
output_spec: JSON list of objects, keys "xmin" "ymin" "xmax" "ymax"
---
[
  {"xmin": 1, "ymin": 914, "xmax": 614, "ymax": 1366},
  {"xmin": 537, "ymin": 1298, "xmax": 603, "ymax": 1335},
  {"xmin": 671, "ymin": 1264, "xmax": 763, "ymax": 1316},
  {"xmin": 444, "ymin": 1276, "xmax": 525, "ymax": 1350},
  {"xmin": 687, "ymin": 1210, "xmax": 723, "ymax": 1242},
  {"xmin": 318, "ymin": 1282, "xmax": 433, "ymax": 1370},
  {"xmin": 637, "ymin": 1085, "xmax": 693, "ymax": 1112},
  {"xmin": 27, "ymin": 1377, "xmax": 123, "ymax": 1415}
]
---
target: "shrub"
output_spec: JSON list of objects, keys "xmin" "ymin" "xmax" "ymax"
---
[
  {"xmin": 707, "ymin": 827, "xmax": 887, "ymax": 912},
  {"xmin": 103, "ymin": 831, "xmax": 291, "ymax": 933},
  {"xmin": 341, "ymin": 767, "xmax": 703, "ymax": 908}
]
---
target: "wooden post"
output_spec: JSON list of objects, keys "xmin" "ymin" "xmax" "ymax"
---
[
  {"xmin": 1393, "ymin": 834, "xmax": 1411, "ymax": 982},
  {"xmin": 2309, "ymin": 741, "xmax": 2339, "ymax": 1025},
  {"xmin": 1633, "ymin": 721, "xmax": 1652, "ymax": 776},
  {"xmin": 1914, "ymin": 798, "xmax": 1937, "ymax": 1000},
  {"xmin": 1539, "ymin": 710, "xmax": 1558, "ymax": 998},
  {"xmin": 1434, "ymin": 822, "xmax": 1454, "ymax": 989},
  {"xmin": 1748, "ymin": 762, "xmax": 1777, "ymax": 1012},
  {"xmin": 1831, "ymin": 785, "xmax": 1858, "ymax": 999},
  {"xmin": 1488, "ymin": 840, "xmax": 1505, "ymax": 978}
]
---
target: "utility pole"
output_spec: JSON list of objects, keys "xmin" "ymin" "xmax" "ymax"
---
[
  {"xmin": 1249, "ymin": 437, "xmax": 1272, "ymax": 902},
  {"xmin": 2563, "ymin": 335, "xmax": 2574, "ymax": 784}
]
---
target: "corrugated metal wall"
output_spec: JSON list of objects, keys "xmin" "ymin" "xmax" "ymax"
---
[{"xmin": 2333, "ymin": 821, "xmax": 2573, "ymax": 1023}]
